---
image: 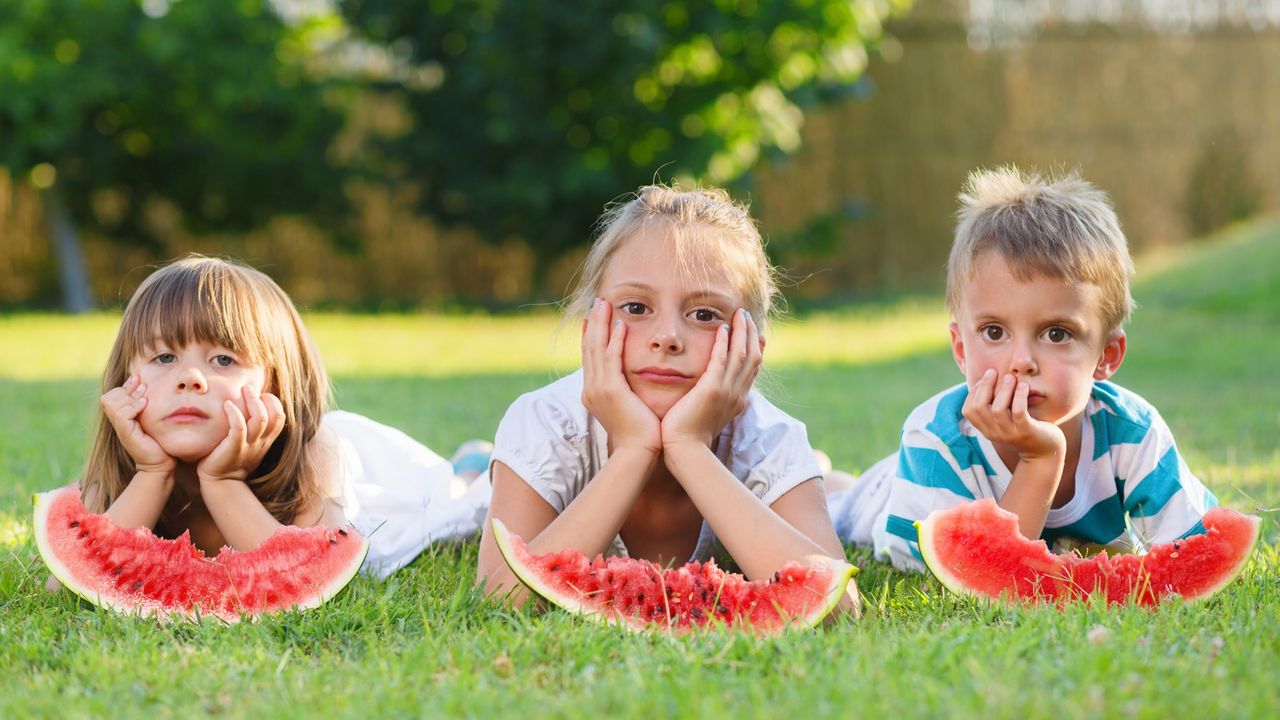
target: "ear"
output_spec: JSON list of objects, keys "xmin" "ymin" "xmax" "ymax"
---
[
  {"xmin": 758, "ymin": 335, "xmax": 766, "ymax": 354},
  {"xmin": 949, "ymin": 321, "xmax": 967, "ymax": 374},
  {"xmin": 1093, "ymin": 329, "xmax": 1127, "ymax": 380}
]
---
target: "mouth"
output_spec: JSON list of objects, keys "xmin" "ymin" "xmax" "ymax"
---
[
  {"xmin": 632, "ymin": 366, "xmax": 692, "ymax": 385},
  {"xmin": 164, "ymin": 406, "xmax": 210, "ymax": 423},
  {"xmin": 1026, "ymin": 390, "xmax": 1046, "ymax": 405}
]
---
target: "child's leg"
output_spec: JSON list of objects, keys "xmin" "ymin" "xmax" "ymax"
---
[{"xmin": 824, "ymin": 454, "xmax": 896, "ymax": 546}]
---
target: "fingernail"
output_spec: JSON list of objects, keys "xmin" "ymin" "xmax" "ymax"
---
[
  {"xmin": 744, "ymin": 310, "xmax": 752, "ymax": 322},
  {"xmin": 722, "ymin": 324, "xmax": 730, "ymax": 333},
  {"xmin": 613, "ymin": 319, "xmax": 620, "ymax": 327}
]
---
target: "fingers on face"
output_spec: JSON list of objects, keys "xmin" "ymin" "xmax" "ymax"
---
[
  {"xmin": 264, "ymin": 393, "xmax": 286, "ymax": 439},
  {"xmin": 991, "ymin": 372, "xmax": 1016, "ymax": 410}
]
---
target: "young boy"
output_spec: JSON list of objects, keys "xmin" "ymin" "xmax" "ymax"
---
[{"xmin": 827, "ymin": 166, "xmax": 1217, "ymax": 571}]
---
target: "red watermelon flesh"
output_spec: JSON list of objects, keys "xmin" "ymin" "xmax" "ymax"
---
[
  {"xmin": 490, "ymin": 519, "xmax": 858, "ymax": 633},
  {"xmin": 34, "ymin": 485, "xmax": 368, "ymax": 622},
  {"xmin": 917, "ymin": 499, "xmax": 1260, "ymax": 607}
]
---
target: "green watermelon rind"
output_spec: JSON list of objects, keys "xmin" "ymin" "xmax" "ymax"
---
[
  {"xmin": 915, "ymin": 499, "xmax": 1261, "ymax": 606},
  {"xmin": 491, "ymin": 518, "xmax": 857, "ymax": 633},
  {"xmin": 34, "ymin": 485, "xmax": 369, "ymax": 623}
]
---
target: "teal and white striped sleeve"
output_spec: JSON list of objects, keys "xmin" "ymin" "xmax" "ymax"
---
[
  {"xmin": 877, "ymin": 418, "xmax": 991, "ymax": 572},
  {"xmin": 1109, "ymin": 404, "xmax": 1217, "ymax": 548}
]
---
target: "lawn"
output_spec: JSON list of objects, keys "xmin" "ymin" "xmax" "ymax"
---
[{"xmin": 0, "ymin": 220, "xmax": 1277, "ymax": 718}]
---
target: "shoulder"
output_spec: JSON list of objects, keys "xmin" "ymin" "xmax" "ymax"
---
[
  {"xmin": 902, "ymin": 383, "xmax": 971, "ymax": 442},
  {"xmin": 498, "ymin": 370, "xmax": 590, "ymax": 439},
  {"xmin": 726, "ymin": 389, "xmax": 811, "ymax": 453},
  {"xmin": 1088, "ymin": 380, "xmax": 1159, "ymax": 425},
  {"xmin": 296, "ymin": 422, "xmax": 346, "ymax": 526}
]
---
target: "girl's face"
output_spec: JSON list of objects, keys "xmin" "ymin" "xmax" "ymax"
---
[
  {"xmin": 598, "ymin": 228, "xmax": 749, "ymax": 419},
  {"xmin": 130, "ymin": 340, "xmax": 269, "ymax": 462}
]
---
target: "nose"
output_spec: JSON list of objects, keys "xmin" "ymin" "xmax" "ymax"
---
[
  {"xmin": 648, "ymin": 313, "xmax": 684, "ymax": 354},
  {"xmin": 1008, "ymin": 338, "xmax": 1038, "ymax": 376},
  {"xmin": 176, "ymin": 365, "xmax": 207, "ymax": 392}
]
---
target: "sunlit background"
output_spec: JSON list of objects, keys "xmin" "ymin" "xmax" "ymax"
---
[{"xmin": 2, "ymin": 0, "xmax": 1275, "ymax": 312}]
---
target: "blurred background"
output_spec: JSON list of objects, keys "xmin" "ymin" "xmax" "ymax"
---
[{"xmin": 1, "ymin": 0, "xmax": 1276, "ymax": 312}]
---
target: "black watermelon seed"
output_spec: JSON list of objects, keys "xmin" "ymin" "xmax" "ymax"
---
[
  {"xmin": 69, "ymin": 521, "xmax": 79, "ymax": 528},
  {"xmin": 338, "ymin": 529, "xmax": 348, "ymax": 536},
  {"xmin": 113, "ymin": 567, "xmax": 123, "ymax": 576},
  {"xmin": 131, "ymin": 581, "xmax": 143, "ymax": 591},
  {"xmin": 329, "ymin": 538, "xmax": 337, "ymax": 545}
]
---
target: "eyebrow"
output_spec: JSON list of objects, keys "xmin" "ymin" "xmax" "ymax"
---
[{"xmin": 608, "ymin": 282, "xmax": 738, "ymax": 306}]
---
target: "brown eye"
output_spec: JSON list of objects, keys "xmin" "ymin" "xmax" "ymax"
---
[
  {"xmin": 691, "ymin": 308, "xmax": 718, "ymax": 323},
  {"xmin": 621, "ymin": 302, "xmax": 647, "ymax": 316},
  {"xmin": 1044, "ymin": 327, "xmax": 1071, "ymax": 343},
  {"xmin": 982, "ymin": 325, "xmax": 1004, "ymax": 341}
]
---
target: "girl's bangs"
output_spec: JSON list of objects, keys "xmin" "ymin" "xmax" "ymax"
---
[{"xmin": 119, "ymin": 265, "xmax": 270, "ymax": 363}]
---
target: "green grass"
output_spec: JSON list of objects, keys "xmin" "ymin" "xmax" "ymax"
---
[{"xmin": 1, "ymin": 220, "xmax": 1278, "ymax": 718}]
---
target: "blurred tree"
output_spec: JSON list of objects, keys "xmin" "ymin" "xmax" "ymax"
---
[
  {"xmin": 0, "ymin": 0, "xmax": 349, "ymax": 311},
  {"xmin": 339, "ymin": 0, "xmax": 909, "ymax": 285}
]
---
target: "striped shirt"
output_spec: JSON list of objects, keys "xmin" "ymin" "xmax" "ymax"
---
[{"xmin": 871, "ymin": 381, "xmax": 1218, "ymax": 571}]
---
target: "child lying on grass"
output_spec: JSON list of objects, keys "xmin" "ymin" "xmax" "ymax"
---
[{"xmin": 828, "ymin": 167, "xmax": 1217, "ymax": 570}]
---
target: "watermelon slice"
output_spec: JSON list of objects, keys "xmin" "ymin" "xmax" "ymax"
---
[
  {"xmin": 917, "ymin": 499, "xmax": 1260, "ymax": 607},
  {"xmin": 34, "ymin": 485, "xmax": 368, "ymax": 622},
  {"xmin": 491, "ymin": 518, "xmax": 858, "ymax": 633}
]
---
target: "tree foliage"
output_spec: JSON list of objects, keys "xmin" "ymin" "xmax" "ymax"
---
[
  {"xmin": 339, "ymin": 0, "xmax": 907, "ymax": 272},
  {"xmin": 0, "ymin": 0, "xmax": 349, "ymax": 247}
]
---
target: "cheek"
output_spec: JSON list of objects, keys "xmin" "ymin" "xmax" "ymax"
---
[{"xmin": 688, "ymin": 330, "xmax": 720, "ymax": 369}]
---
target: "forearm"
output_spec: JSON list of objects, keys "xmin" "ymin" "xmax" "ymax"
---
[
  {"xmin": 998, "ymin": 453, "xmax": 1065, "ymax": 539},
  {"xmin": 532, "ymin": 447, "xmax": 659, "ymax": 554},
  {"xmin": 198, "ymin": 480, "xmax": 284, "ymax": 551},
  {"xmin": 664, "ymin": 442, "xmax": 836, "ymax": 580},
  {"xmin": 476, "ymin": 448, "xmax": 660, "ymax": 599},
  {"xmin": 105, "ymin": 470, "xmax": 174, "ymax": 530}
]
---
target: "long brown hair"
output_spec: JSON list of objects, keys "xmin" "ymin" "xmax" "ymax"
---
[{"xmin": 81, "ymin": 256, "xmax": 331, "ymax": 524}]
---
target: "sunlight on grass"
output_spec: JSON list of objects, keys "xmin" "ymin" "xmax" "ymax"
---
[
  {"xmin": 0, "ymin": 515, "xmax": 29, "ymax": 550},
  {"xmin": 0, "ymin": 301, "xmax": 951, "ymax": 379}
]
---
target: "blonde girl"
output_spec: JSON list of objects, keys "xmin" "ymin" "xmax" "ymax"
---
[
  {"xmin": 476, "ymin": 185, "xmax": 851, "ymax": 611},
  {"xmin": 79, "ymin": 256, "xmax": 487, "ymax": 578}
]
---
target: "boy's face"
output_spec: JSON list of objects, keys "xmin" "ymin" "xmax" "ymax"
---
[{"xmin": 949, "ymin": 252, "xmax": 1126, "ymax": 429}]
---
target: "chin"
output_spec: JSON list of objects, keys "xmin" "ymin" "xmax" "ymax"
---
[
  {"xmin": 637, "ymin": 389, "xmax": 684, "ymax": 421},
  {"xmin": 157, "ymin": 437, "xmax": 221, "ymax": 464}
]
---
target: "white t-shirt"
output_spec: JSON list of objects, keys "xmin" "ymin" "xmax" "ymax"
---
[
  {"xmin": 491, "ymin": 370, "xmax": 823, "ymax": 561},
  {"xmin": 326, "ymin": 411, "xmax": 490, "ymax": 579}
]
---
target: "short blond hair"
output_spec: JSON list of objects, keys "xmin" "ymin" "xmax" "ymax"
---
[
  {"xmin": 947, "ymin": 166, "xmax": 1135, "ymax": 332},
  {"xmin": 564, "ymin": 184, "xmax": 779, "ymax": 331}
]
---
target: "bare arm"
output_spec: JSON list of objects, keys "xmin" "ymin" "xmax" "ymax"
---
[
  {"xmin": 475, "ymin": 449, "xmax": 659, "ymax": 603},
  {"xmin": 964, "ymin": 369, "xmax": 1067, "ymax": 539},
  {"xmin": 104, "ymin": 470, "xmax": 174, "ymax": 530},
  {"xmin": 98, "ymin": 375, "xmax": 177, "ymax": 529},
  {"xmin": 659, "ymin": 310, "xmax": 858, "ymax": 615},
  {"xmin": 663, "ymin": 444, "xmax": 858, "ymax": 617},
  {"xmin": 478, "ymin": 299, "xmax": 665, "ymax": 602},
  {"xmin": 199, "ymin": 399, "xmax": 345, "ymax": 550}
]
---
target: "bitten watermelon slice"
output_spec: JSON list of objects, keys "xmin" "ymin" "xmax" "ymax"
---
[
  {"xmin": 917, "ymin": 499, "xmax": 1260, "ymax": 607},
  {"xmin": 34, "ymin": 485, "xmax": 368, "ymax": 622},
  {"xmin": 491, "ymin": 518, "xmax": 858, "ymax": 633}
]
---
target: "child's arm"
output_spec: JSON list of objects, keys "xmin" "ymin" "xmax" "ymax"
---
[
  {"xmin": 661, "ymin": 310, "xmax": 847, "ymax": 580},
  {"xmin": 99, "ymin": 375, "xmax": 176, "ymax": 529},
  {"xmin": 963, "ymin": 369, "xmax": 1066, "ymax": 539},
  {"xmin": 477, "ymin": 449, "xmax": 659, "ymax": 602},
  {"xmin": 197, "ymin": 386, "xmax": 342, "ymax": 550},
  {"xmin": 477, "ymin": 300, "xmax": 663, "ymax": 600}
]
